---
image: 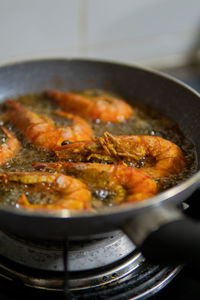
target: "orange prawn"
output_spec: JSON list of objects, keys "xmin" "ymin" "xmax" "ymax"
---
[
  {"xmin": 55, "ymin": 132, "xmax": 186, "ymax": 179},
  {"xmin": 0, "ymin": 127, "xmax": 21, "ymax": 166},
  {"xmin": 0, "ymin": 172, "xmax": 92, "ymax": 211},
  {"xmin": 43, "ymin": 90, "xmax": 133, "ymax": 123},
  {"xmin": 5, "ymin": 99, "xmax": 93, "ymax": 151},
  {"xmin": 33, "ymin": 162, "xmax": 158, "ymax": 203}
]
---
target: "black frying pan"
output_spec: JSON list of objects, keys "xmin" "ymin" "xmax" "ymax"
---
[{"xmin": 0, "ymin": 58, "xmax": 200, "ymax": 266}]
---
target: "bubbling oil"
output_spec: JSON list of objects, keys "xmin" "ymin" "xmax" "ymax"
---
[{"xmin": 0, "ymin": 91, "xmax": 197, "ymax": 210}]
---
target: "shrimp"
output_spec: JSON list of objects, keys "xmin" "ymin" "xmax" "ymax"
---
[
  {"xmin": 0, "ymin": 172, "xmax": 92, "ymax": 211},
  {"xmin": 43, "ymin": 90, "xmax": 133, "ymax": 123},
  {"xmin": 33, "ymin": 162, "xmax": 158, "ymax": 204},
  {"xmin": 5, "ymin": 99, "xmax": 93, "ymax": 151},
  {"xmin": 0, "ymin": 127, "xmax": 21, "ymax": 166},
  {"xmin": 55, "ymin": 132, "xmax": 186, "ymax": 179}
]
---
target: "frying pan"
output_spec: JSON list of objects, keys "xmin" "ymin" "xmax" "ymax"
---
[{"xmin": 0, "ymin": 58, "xmax": 200, "ymax": 266}]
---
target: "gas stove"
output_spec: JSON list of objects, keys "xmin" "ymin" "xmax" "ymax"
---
[
  {"xmin": 0, "ymin": 189, "xmax": 200, "ymax": 300},
  {"xmin": 0, "ymin": 189, "xmax": 199, "ymax": 300},
  {"xmin": 0, "ymin": 64, "xmax": 200, "ymax": 300}
]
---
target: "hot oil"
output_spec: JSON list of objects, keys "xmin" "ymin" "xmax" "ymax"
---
[{"xmin": 0, "ymin": 91, "xmax": 197, "ymax": 210}]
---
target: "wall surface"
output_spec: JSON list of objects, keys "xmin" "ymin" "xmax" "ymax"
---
[{"xmin": 0, "ymin": 0, "xmax": 199, "ymax": 67}]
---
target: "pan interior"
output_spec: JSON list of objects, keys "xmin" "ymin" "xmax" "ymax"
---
[{"xmin": 0, "ymin": 58, "xmax": 199, "ymax": 217}]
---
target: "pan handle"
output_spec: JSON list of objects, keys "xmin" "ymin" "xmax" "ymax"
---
[
  {"xmin": 141, "ymin": 218, "xmax": 200, "ymax": 266},
  {"xmin": 122, "ymin": 205, "xmax": 200, "ymax": 266}
]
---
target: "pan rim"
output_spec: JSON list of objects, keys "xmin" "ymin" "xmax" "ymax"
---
[
  {"xmin": 0, "ymin": 56, "xmax": 199, "ymax": 97},
  {"xmin": 0, "ymin": 57, "xmax": 199, "ymax": 219}
]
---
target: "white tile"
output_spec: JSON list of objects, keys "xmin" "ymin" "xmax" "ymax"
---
[
  {"xmin": 0, "ymin": 0, "xmax": 200, "ymax": 67},
  {"xmin": 87, "ymin": 0, "xmax": 200, "ymax": 45},
  {"xmin": 0, "ymin": 47, "xmax": 80, "ymax": 66},
  {"xmin": 80, "ymin": 29, "xmax": 197, "ymax": 66},
  {"xmin": 0, "ymin": 0, "xmax": 79, "ymax": 60}
]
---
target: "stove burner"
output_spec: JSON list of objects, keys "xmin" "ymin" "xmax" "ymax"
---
[
  {"xmin": 0, "ymin": 251, "xmax": 145, "ymax": 290},
  {"xmin": 0, "ymin": 230, "xmax": 135, "ymax": 271},
  {"xmin": 0, "ymin": 230, "xmax": 180, "ymax": 299},
  {"xmin": 0, "ymin": 253, "xmax": 180, "ymax": 299}
]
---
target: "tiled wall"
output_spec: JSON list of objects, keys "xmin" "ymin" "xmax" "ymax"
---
[{"xmin": 0, "ymin": 0, "xmax": 199, "ymax": 67}]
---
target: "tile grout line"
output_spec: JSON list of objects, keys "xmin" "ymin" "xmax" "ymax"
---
[{"xmin": 78, "ymin": 0, "xmax": 88, "ymax": 56}]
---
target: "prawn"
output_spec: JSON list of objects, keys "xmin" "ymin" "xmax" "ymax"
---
[
  {"xmin": 5, "ymin": 99, "xmax": 93, "ymax": 151},
  {"xmin": 0, "ymin": 127, "xmax": 21, "ymax": 166},
  {"xmin": 55, "ymin": 132, "xmax": 186, "ymax": 179},
  {"xmin": 43, "ymin": 90, "xmax": 133, "ymax": 123},
  {"xmin": 0, "ymin": 172, "xmax": 92, "ymax": 211},
  {"xmin": 33, "ymin": 162, "xmax": 158, "ymax": 204}
]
